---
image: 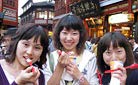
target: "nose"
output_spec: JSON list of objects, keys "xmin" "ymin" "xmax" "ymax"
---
[
  {"xmin": 26, "ymin": 47, "xmax": 33, "ymax": 56},
  {"xmin": 66, "ymin": 34, "xmax": 72, "ymax": 40},
  {"xmin": 111, "ymin": 53, "xmax": 118, "ymax": 61}
]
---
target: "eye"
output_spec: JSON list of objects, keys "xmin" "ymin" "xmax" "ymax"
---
[
  {"xmin": 117, "ymin": 50, "xmax": 123, "ymax": 53},
  {"xmin": 23, "ymin": 43, "xmax": 29, "ymax": 47},
  {"xmin": 105, "ymin": 51, "xmax": 112, "ymax": 55},
  {"xmin": 34, "ymin": 45, "xmax": 42, "ymax": 50},
  {"xmin": 61, "ymin": 31, "xmax": 68, "ymax": 35},
  {"xmin": 35, "ymin": 46, "xmax": 41, "ymax": 49},
  {"xmin": 72, "ymin": 32, "xmax": 79, "ymax": 35}
]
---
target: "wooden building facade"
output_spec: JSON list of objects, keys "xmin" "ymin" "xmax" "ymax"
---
[{"xmin": 54, "ymin": 0, "xmax": 135, "ymax": 38}]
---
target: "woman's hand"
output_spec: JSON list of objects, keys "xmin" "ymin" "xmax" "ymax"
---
[
  {"xmin": 111, "ymin": 66, "xmax": 127, "ymax": 85},
  {"xmin": 15, "ymin": 66, "xmax": 40, "ymax": 84},
  {"xmin": 57, "ymin": 51, "xmax": 71, "ymax": 68},
  {"xmin": 66, "ymin": 62, "xmax": 82, "ymax": 80}
]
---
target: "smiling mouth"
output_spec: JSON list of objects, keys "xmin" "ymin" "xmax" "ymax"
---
[
  {"xmin": 65, "ymin": 43, "xmax": 73, "ymax": 46},
  {"xmin": 24, "ymin": 56, "xmax": 32, "ymax": 62},
  {"xmin": 24, "ymin": 56, "xmax": 32, "ymax": 65}
]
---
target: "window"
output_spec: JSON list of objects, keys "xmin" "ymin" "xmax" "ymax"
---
[
  {"xmin": 36, "ymin": 11, "xmax": 48, "ymax": 19},
  {"xmin": 3, "ymin": 0, "xmax": 15, "ymax": 7},
  {"xmin": 49, "ymin": 11, "xmax": 54, "ymax": 19}
]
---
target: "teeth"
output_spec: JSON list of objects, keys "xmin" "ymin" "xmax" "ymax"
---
[
  {"xmin": 26, "ymin": 58, "xmax": 32, "ymax": 63},
  {"xmin": 25, "ymin": 57, "xmax": 34, "ymax": 72},
  {"xmin": 25, "ymin": 57, "xmax": 32, "ymax": 66}
]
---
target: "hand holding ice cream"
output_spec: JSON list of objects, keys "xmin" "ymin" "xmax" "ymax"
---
[{"xmin": 109, "ymin": 61, "xmax": 127, "ymax": 85}]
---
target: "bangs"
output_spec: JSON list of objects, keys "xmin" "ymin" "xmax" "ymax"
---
[
  {"xmin": 60, "ymin": 15, "xmax": 83, "ymax": 31},
  {"xmin": 100, "ymin": 32, "xmax": 128, "ymax": 50},
  {"xmin": 105, "ymin": 39, "xmax": 124, "ymax": 50},
  {"xmin": 18, "ymin": 25, "xmax": 47, "ymax": 46},
  {"xmin": 21, "ymin": 28, "xmax": 40, "ymax": 42}
]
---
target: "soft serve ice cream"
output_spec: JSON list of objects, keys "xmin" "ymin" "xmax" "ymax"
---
[{"xmin": 110, "ymin": 61, "xmax": 123, "ymax": 85}]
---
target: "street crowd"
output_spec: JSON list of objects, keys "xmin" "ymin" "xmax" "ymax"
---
[{"xmin": 0, "ymin": 14, "xmax": 138, "ymax": 85}]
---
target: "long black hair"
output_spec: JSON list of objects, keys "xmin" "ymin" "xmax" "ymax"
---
[{"xmin": 5, "ymin": 25, "xmax": 49, "ymax": 69}]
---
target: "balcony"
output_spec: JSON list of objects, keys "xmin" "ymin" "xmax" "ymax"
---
[{"xmin": 35, "ymin": 18, "xmax": 53, "ymax": 24}]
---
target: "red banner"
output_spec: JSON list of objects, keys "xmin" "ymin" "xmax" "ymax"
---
[{"xmin": 0, "ymin": 0, "xmax": 2, "ymax": 12}]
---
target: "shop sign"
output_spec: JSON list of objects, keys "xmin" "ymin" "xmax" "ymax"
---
[
  {"xmin": 109, "ymin": 13, "xmax": 134, "ymax": 24},
  {"xmin": 85, "ymin": 18, "xmax": 103, "ymax": 28},
  {"xmin": 3, "ymin": 7, "xmax": 17, "ymax": 21},
  {"xmin": 70, "ymin": 0, "xmax": 100, "ymax": 19},
  {"xmin": 3, "ymin": 7, "xmax": 16, "ymax": 18}
]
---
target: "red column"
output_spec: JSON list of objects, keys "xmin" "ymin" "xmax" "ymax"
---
[
  {"xmin": 128, "ymin": 0, "xmax": 133, "ymax": 13},
  {"xmin": 66, "ymin": 0, "xmax": 70, "ymax": 13}
]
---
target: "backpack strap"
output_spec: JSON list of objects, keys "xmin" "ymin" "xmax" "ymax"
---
[
  {"xmin": 48, "ymin": 52, "xmax": 54, "ymax": 73},
  {"xmin": 39, "ymin": 70, "xmax": 45, "ymax": 85}
]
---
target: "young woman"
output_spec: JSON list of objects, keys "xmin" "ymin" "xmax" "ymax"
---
[
  {"xmin": 44, "ymin": 14, "xmax": 99, "ymax": 85},
  {"xmin": 0, "ymin": 25, "xmax": 49, "ymax": 85},
  {"xmin": 97, "ymin": 32, "xmax": 138, "ymax": 85}
]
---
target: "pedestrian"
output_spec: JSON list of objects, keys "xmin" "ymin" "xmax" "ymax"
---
[
  {"xmin": 44, "ymin": 14, "xmax": 99, "ymax": 85},
  {"xmin": 91, "ymin": 37, "xmax": 100, "ymax": 56},
  {"xmin": 0, "ymin": 27, "xmax": 17, "ymax": 59},
  {"xmin": 97, "ymin": 32, "xmax": 138, "ymax": 85},
  {"xmin": 0, "ymin": 25, "xmax": 49, "ymax": 85}
]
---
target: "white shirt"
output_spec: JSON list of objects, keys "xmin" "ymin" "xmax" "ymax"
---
[{"xmin": 43, "ymin": 50, "xmax": 99, "ymax": 85}]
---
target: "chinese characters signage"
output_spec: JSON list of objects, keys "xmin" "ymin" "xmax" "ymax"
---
[
  {"xmin": 70, "ymin": 0, "xmax": 101, "ymax": 19},
  {"xmin": 3, "ymin": 7, "xmax": 17, "ymax": 21}
]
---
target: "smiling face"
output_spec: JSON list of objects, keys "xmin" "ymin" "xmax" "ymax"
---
[
  {"xmin": 103, "ymin": 42, "xmax": 126, "ymax": 66},
  {"xmin": 60, "ymin": 27, "xmax": 80, "ymax": 52},
  {"xmin": 15, "ymin": 37, "xmax": 43, "ymax": 68}
]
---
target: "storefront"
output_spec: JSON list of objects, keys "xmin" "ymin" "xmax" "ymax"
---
[
  {"xmin": 70, "ymin": 0, "xmax": 101, "ymax": 38},
  {"xmin": 100, "ymin": 0, "xmax": 133, "ymax": 37},
  {"xmin": 108, "ymin": 13, "xmax": 134, "ymax": 37},
  {"xmin": 69, "ymin": 0, "xmax": 134, "ymax": 38}
]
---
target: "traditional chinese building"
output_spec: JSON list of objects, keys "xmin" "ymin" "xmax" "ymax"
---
[
  {"xmin": 54, "ymin": 0, "xmax": 134, "ymax": 38},
  {"xmin": 54, "ymin": 0, "xmax": 101, "ymax": 38},
  {"xmin": 19, "ymin": 0, "xmax": 54, "ymax": 31}
]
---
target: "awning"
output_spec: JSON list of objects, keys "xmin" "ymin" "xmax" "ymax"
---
[{"xmin": 53, "ymin": 12, "xmax": 72, "ymax": 20}]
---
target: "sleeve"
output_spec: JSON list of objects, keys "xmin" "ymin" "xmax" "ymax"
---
[
  {"xmin": 42, "ymin": 54, "xmax": 53, "ymax": 85},
  {"xmin": 85, "ymin": 55, "xmax": 99, "ymax": 85}
]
